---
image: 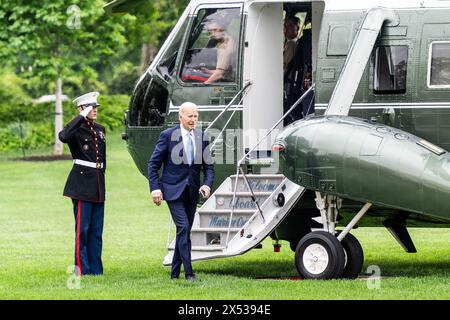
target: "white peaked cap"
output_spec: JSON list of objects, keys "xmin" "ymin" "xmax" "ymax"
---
[{"xmin": 73, "ymin": 91, "xmax": 100, "ymax": 107}]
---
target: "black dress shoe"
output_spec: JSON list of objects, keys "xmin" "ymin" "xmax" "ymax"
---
[
  {"xmin": 171, "ymin": 275, "xmax": 179, "ymax": 280},
  {"xmin": 185, "ymin": 274, "xmax": 197, "ymax": 281}
]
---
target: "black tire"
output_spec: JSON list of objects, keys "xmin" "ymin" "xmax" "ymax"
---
[
  {"xmin": 294, "ymin": 231, "xmax": 345, "ymax": 279},
  {"xmin": 289, "ymin": 241, "xmax": 298, "ymax": 252},
  {"xmin": 339, "ymin": 233, "xmax": 364, "ymax": 279}
]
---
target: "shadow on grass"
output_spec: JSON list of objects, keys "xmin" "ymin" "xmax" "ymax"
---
[
  {"xmin": 194, "ymin": 257, "xmax": 450, "ymax": 279},
  {"xmin": 197, "ymin": 258, "xmax": 299, "ymax": 279},
  {"xmin": 363, "ymin": 260, "xmax": 450, "ymax": 277}
]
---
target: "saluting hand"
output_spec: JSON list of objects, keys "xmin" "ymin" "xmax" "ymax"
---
[
  {"xmin": 79, "ymin": 106, "xmax": 94, "ymax": 118},
  {"xmin": 152, "ymin": 190, "xmax": 163, "ymax": 206}
]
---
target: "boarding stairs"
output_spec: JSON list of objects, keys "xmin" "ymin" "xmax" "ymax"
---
[
  {"xmin": 163, "ymin": 84, "xmax": 315, "ymax": 266},
  {"xmin": 163, "ymin": 173, "xmax": 305, "ymax": 265}
]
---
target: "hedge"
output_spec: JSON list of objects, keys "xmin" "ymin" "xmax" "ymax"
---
[{"xmin": 0, "ymin": 94, "xmax": 130, "ymax": 152}]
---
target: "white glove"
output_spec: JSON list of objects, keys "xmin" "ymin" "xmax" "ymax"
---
[{"xmin": 80, "ymin": 106, "xmax": 93, "ymax": 118}]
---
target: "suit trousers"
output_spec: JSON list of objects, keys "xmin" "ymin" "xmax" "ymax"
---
[
  {"xmin": 72, "ymin": 199, "xmax": 104, "ymax": 276},
  {"xmin": 166, "ymin": 186, "xmax": 197, "ymax": 277}
]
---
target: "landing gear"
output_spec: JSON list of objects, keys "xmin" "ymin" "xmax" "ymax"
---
[
  {"xmin": 295, "ymin": 231, "xmax": 345, "ymax": 279},
  {"xmin": 293, "ymin": 193, "xmax": 371, "ymax": 280},
  {"xmin": 340, "ymin": 232, "xmax": 364, "ymax": 279}
]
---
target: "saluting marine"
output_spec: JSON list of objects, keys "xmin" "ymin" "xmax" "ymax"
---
[{"xmin": 59, "ymin": 91, "xmax": 106, "ymax": 276}]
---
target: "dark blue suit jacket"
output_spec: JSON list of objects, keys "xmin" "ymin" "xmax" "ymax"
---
[{"xmin": 148, "ymin": 125, "xmax": 214, "ymax": 203}]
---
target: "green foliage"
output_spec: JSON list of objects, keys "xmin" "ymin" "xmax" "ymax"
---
[
  {"xmin": 0, "ymin": 0, "xmax": 189, "ymax": 152},
  {"xmin": 97, "ymin": 94, "xmax": 130, "ymax": 131},
  {"xmin": 105, "ymin": 61, "xmax": 140, "ymax": 95},
  {"xmin": 0, "ymin": 0, "xmax": 133, "ymax": 96},
  {"xmin": 132, "ymin": 0, "xmax": 190, "ymax": 48},
  {"xmin": 0, "ymin": 121, "xmax": 53, "ymax": 152},
  {"xmin": 0, "ymin": 92, "xmax": 129, "ymax": 152},
  {"xmin": 0, "ymin": 69, "xmax": 32, "ymax": 124}
]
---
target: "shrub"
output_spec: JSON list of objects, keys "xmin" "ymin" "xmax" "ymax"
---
[
  {"xmin": 0, "ymin": 94, "xmax": 130, "ymax": 152},
  {"xmin": 0, "ymin": 121, "xmax": 53, "ymax": 152},
  {"xmin": 97, "ymin": 94, "xmax": 130, "ymax": 131},
  {"xmin": 0, "ymin": 69, "xmax": 32, "ymax": 125}
]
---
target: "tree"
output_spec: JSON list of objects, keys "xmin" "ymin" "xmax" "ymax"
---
[
  {"xmin": 0, "ymin": 0, "xmax": 132, "ymax": 155},
  {"xmin": 104, "ymin": 0, "xmax": 189, "ymax": 75}
]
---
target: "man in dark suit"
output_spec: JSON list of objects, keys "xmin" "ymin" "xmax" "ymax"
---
[{"xmin": 148, "ymin": 102, "xmax": 214, "ymax": 281}]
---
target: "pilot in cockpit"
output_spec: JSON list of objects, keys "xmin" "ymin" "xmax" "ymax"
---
[{"xmin": 200, "ymin": 19, "xmax": 237, "ymax": 84}]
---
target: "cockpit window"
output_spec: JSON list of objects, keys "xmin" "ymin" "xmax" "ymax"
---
[
  {"xmin": 374, "ymin": 46, "xmax": 408, "ymax": 94},
  {"xmin": 157, "ymin": 16, "xmax": 190, "ymax": 77},
  {"xmin": 428, "ymin": 42, "xmax": 450, "ymax": 88},
  {"xmin": 180, "ymin": 7, "xmax": 241, "ymax": 85}
]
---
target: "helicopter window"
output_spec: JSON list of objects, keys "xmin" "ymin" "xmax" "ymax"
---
[
  {"xmin": 428, "ymin": 42, "xmax": 450, "ymax": 87},
  {"xmin": 374, "ymin": 46, "xmax": 408, "ymax": 94},
  {"xmin": 157, "ymin": 16, "xmax": 190, "ymax": 77},
  {"xmin": 180, "ymin": 8, "xmax": 241, "ymax": 84},
  {"xmin": 129, "ymin": 74, "xmax": 168, "ymax": 127}
]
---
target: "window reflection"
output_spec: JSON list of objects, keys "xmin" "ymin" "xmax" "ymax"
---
[
  {"xmin": 430, "ymin": 42, "xmax": 450, "ymax": 86},
  {"xmin": 181, "ymin": 8, "xmax": 240, "ymax": 84},
  {"xmin": 157, "ymin": 17, "xmax": 189, "ymax": 77},
  {"xmin": 374, "ymin": 46, "xmax": 408, "ymax": 94},
  {"xmin": 129, "ymin": 73, "xmax": 168, "ymax": 127}
]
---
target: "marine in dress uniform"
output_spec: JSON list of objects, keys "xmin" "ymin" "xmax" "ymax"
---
[{"xmin": 59, "ymin": 92, "xmax": 106, "ymax": 276}]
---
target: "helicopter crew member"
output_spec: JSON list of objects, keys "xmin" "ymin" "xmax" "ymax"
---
[
  {"xmin": 201, "ymin": 20, "xmax": 237, "ymax": 84},
  {"xmin": 59, "ymin": 91, "xmax": 106, "ymax": 276},
  {"xmin": 148, "ymin": 102, "xmax": 214, "ymax": 281},
  {"xmin": 283, "ymin": 16, "xmax": 300, "ymax": 75}
]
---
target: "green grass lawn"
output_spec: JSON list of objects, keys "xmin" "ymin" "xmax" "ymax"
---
[{"xmin": 0, "ymin": 131, "xmax": 449, "ymax": 300}]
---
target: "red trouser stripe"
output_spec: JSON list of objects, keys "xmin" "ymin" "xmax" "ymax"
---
[{"xmin": 76, "ymin": 200, "xmax": 82, "ymax": 276}]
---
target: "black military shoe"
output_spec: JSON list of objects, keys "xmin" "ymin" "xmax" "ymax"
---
[{"xmin": 185, "ymin": 274, "xmax": 197, "ymax": 282}]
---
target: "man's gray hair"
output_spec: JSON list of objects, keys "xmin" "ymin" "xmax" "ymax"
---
[{"xmin": 179, "ymin": 102, "xmax": 198, "ymax": 116}]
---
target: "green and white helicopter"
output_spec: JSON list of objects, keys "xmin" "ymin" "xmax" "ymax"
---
[{"xmin": 105, "ymin": 0, "xmax": 450, "ymax": 279}]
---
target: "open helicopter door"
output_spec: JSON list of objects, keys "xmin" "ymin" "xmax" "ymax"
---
[
  {"xmin": 242, "ymin": 1, "xmax": 324, "ymax": 163},
  {"xmin": 242, "ymin": 2, "xmax": 284, "ymax": 161}
]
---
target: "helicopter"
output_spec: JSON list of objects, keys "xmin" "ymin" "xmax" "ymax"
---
[{"xmin": 105, "ymin": 0, "xmax": 450, "ymax": 279}]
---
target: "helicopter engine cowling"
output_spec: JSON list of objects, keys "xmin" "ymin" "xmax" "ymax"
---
[{"xmin": 274, "ymin": 116, "xmax": 450, "ymax": 222}]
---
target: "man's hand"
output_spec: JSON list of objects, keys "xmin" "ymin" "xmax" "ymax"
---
[
  {"xmin": 303, "ymin": 73, "xmax": 312, "ymax": 89},
  {"xmin": 200, "ymin": 67, "xmax": 213, "ymax": 75},
  {"xmin": 152, "ymin": 190, "xmax": 163, "ymax": 206},
  {"xmin": 80, "ymin": 106, "xmax": 94, "ymax": 118},
  {"xmin": 199, "ymin": 185, "xmax": 211, "ymax": 199}
]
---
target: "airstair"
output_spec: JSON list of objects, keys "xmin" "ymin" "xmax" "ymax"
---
[
  {"xmin": 163, "ymin": 84, "xmax": 315, "ymax": 266},
  {"xmin": 163, "ymin": 174, "xmax": 305, "ymax": 265}
]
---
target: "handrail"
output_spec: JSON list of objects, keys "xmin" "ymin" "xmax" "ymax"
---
[
  {"xmin": 239, "ymin": 83, "xmax": 315, "ymax": 166},
  {"xmin": 225, "ymin": 84, "xmax": 315, "ymax": 247},
  {"xmin": 205, "ymin": 81, "xmax": 252, "ymax": 133},
  {"xmin": 208, "ymin": 88, "xmax": 249, "ymax": 151}
]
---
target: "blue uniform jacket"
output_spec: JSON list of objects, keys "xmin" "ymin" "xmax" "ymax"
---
[{"xmin": 148, "ymin": 125, "xmax": 214, "ymax": 203}]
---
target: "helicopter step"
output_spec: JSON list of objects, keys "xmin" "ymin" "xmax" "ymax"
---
[{"xmin": 163, "ymin": 174, "xmax": 305, "ymax": 266}]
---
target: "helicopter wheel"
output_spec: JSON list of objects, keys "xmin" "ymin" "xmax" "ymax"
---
[
  {"xmin": 294, "ymin": 231, "xmax": 345, "ymax": 279},
  {"xmin": 339, "ymin": 232, "xmax": 364, "ymax": 279}
]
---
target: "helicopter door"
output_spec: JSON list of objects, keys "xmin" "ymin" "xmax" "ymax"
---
[
  {"xmin": 243, "ymin": 2, "xmax": 284, "ymax": 157},
  {"xmin": 169, "ymin": 5, "xmax": 243, "ymax": 112}
]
